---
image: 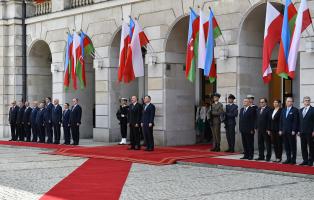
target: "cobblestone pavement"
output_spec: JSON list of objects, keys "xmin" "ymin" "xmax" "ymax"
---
[
  {"xmin": 0, "ymin": 145, "xmax": 86, "ymax": 200},
  {"xmin": 1, "ymin": 143, "xmax": 314, "ymax": 200},
  {"xmin": 120, "ymin": 163, "xmax": 314, "ymax": 200}
]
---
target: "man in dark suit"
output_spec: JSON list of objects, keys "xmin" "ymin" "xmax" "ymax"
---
[
  {"xmin": 16, "ymin": 101, "xmax": 26, "ymax": 141},
  {"xmin": 128, "ymin": 96, "xmax": 142, "ymax": 150},
  {"xmin": 298, "ymin": 96, "xmax": 314, "ymax": 166},
  {"xmin": 279, "ymin": 97, "xmax": 299, "ymax": 164},
  {"xmin": 52, "ymin": 99, "xmax": 62, "ymax": 144},
  {"xmin": 224, "ymin": 94, "xmax": 238, "ymax": 153},
  {"xmin": 255, "ymin": 98, "xmax": 272, "ymax": 161},
  {"xmin": 62, "ymin": 103, "xmax": 71, "ymax": 145},
  {"xmin": 23, "ymin": 102, "xmax": 32, "ymax": 142},
  {"xmin": 44, "ymin": 97, "xmax": 54, "ymax": 143},
  {"xmin": 239, "ymin": 98, "xmax": 256, "ymax": 160},
  {"xmin": 30, "ymin": 101, "xmax": 39, "ymax": 142},
  {"xmin": 36, "ymin": 102, "xmax": 46, "ymax": 143},
  {"xmin": 141, "ymin": 96, "xmax": 156, "ymax": 151},
  {"xmin": 70, "ymin": 98, "xmax": 82, "ymax": 145},
  {"xmin": 9, "ymin": 101, "xmax": 19, "ymax": 141}
]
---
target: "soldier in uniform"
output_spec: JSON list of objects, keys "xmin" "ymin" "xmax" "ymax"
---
[
  {"xmin": 210, "ymin": 93, "xmax": 224, "ymax": 152},
  {"xmin": 224, "ymin": 94, "xmax": 238, "ymax": 153},
  {"xmin": 116, "ymin": 98, "xmax": 129, "ymax": 145}
]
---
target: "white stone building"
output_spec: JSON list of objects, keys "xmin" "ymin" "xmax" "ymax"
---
[{"xmin": 0, "ymin": 0, "xmax": 312, "ymax": 150}]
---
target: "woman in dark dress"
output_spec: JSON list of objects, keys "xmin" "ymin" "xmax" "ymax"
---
[
  {"xmin": 116, "ymin": 98, "xmax": 129, "ymax": 145},
  {"xmin": 268, "ymin": 99, "xmax": 283, "ymax": 162}
]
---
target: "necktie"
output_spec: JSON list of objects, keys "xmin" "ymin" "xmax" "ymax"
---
[{"xmin": 260, "ymin": 108, "xmax": 264, "ymax": 114}]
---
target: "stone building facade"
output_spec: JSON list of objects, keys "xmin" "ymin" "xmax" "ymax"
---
[{"xmin": 0, "ymin": 0, "xmax": 312, "ymax": 150}]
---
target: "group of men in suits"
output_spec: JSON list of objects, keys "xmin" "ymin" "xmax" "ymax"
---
[
  {"xmin": 116, "ymin": 95, "xmax": 156, "ymax": 151},
  {"xmin": 239, "ymin": 95, "xmax": 314, "ymax": 166},
  {"xmin": 9, "ymin": 97, "xmax": 82, "ymax": 145}
]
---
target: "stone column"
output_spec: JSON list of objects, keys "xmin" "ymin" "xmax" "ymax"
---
[
  {"xmin": 93, "ymin": 58, "xmax": 110, "ymax": 142},
  {"xmin": 0, "ymin": 0, "xmax": 24, "ymax": 138}
]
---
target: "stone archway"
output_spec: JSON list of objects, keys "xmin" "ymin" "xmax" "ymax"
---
[
  {"xmin": 163, "ymin": 16, "xmax": 197, "ymax": 145},
  {"xmin": 107, "ymin": 28, "xmax": 141, "ymax": 142},
  {"xmin": 238, "ymin": 2, "xmax": 299, "ymax": 106},
  {"xmin": 64, "ymin": 52, "xmax": 95, "ymax": 139},
  {"xmin": 27, "ymin": 40, "xmax": 52, "ymax": 102}
]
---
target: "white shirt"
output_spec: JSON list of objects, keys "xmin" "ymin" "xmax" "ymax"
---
[{"xmin": 272, "ymin": 109, "xmax": 279, "ymax": 119}]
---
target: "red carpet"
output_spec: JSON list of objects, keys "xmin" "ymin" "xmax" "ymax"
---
[
  {"xmin": 0, "ymin": 140, "xmax": 82, "ymax": 149},
  {"xmin": 40, "ymin": 159, "xmax": 132, "ymax": 200},
  {"xmin": 48, "ymin": 145, "xmax": 229, "ymax": 165},
  {"xmin": 183, "ymin": 157, "xmax": 314, "ymax": 175}
]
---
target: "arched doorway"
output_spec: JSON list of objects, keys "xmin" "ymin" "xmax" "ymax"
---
[
  {"xmin": 27, "ymin": 40, "xmax": 52, "ymax": 102},
  {"xmin": 65, "ymin": 53, "xmax": 95, "ymax": 139},
  {"xmin": 238, "ymin": 2, "xmax": 300, "ymax": 106},
  {"xmin": 164, "ymin": 16, "xmax": 216, "ymax": 145},
  {"xmin": 108, "ymin": 29, "xmax": 144, "ymax": 141}
]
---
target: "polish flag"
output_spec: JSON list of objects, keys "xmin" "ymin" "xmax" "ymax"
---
[
  {"xmin": 118, "ymin": 20, "xmax": 130, "ymax": 82},
  {"xmin": 124, "ymin": 20, "xmax": 149, "ymax": 83},
  {"xmin": 288, "ymin": 0, "xmax": 312, "ymax": 79},
  {"xmin": 71, "ymin": 32, "xmax": 80, "ymax": 89},
  {"xmin": 262, "ymin": 2, "xmax": 283, "ymax": 83},
  {"xmin": 198, "ymin": 9, "xmax": 207, "ymax": 69}
]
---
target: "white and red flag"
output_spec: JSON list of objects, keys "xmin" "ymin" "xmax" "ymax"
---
[
  {"xmin": 124, "ymin": 19, "xmax": 149, "ymax": 83},
  {"xmin": 288, "ymin": 0, "xmax": 312, "ymax": 79},
  {"xmin": 262, "ymin": 2, "xmax": 283, "ymax": 84},
  {"xmin": 117, "ymin": 20, "xmax": 130, "ymax": 82},
  {"xmin": 71, "ymin": 32, "xmax": 80, "ymax": 89}
]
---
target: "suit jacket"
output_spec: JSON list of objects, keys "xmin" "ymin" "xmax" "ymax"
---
[
  {"xmin": 30, "ymin": 107, "xmax": 39, "ymax": 126},
  {"xmin": 128, "ymin": 103, "xmax": 142, "ymax": 125},
  {"xmin": 9, "ymin": 106, "xmax": 19, "ymax": 124},
  {"xmin": 69, "ymin": 104, "xmax": 82, "ymax": 125},
  {"xmin": 22, "ymin": 107, "xmax": 32, "ymax": 125},
  {"xmin": 52, "ymin": 104, "xmax": 62, "ymax": 124},
  {"xmin": 141, "ymin": 103, "xmax": 155, "ymax": 125},
  {"xmin": 256, "ymin": 106, "xmax": 271, "ymax": 132},
  {"xmin": 44, "ymin": 103, "xmax": 53, "ymax": 123},
  {"xmin": 239, "ymin": 106, "xmax": 256, "ymax": 133},
  {"xmin": 299, "ymin": 106, "xmax": 314, "ymax": 134},
  {"xmin": 279, "ymin": 106, "xmax": 299, "ymax": 133},
  {"xmin": 268, "ymin": 108, "xmax": 282, "ymax": 132},
  {"xmin": 62, "ymin": 109, "xmax": 71, "ymax": 127},
  {"xmin": 16, "ymin": 106, "xmax": 26, "ymax": 124},
  {"xmin": 36, "ymin": 108, "xmax": 45, "ymax": 126},
  {"xmin": 225, "ymin": 104, "xmax": 238, "ymax": 126}
]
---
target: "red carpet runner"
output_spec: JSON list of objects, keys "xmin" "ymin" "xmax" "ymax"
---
[
  {"xmin": 40, "ymin": 159, "xmax": 132, "ymax": 200},
  {"xmin": 48, "ymin": 145, "xmax": 229, "ymax": 165},
  {"xmin": 183, "ymin": 157, "xmax": 314, "ymax": 175}
]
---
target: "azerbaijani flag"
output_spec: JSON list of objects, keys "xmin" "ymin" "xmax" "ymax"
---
[
  {"xmin": 185, "ymin": 8, "xmax": 199, "ymax": 82},
  {"xmin": 71, "ymin": 32, "xmax": 80, "ymax": 90},
  {"xmin": 204, "ymin": 8, "xmax": 222, "ymax": 83},
  {"xmin": 76, "ymin": 31, "xmax": 95, "ymax": 89},
  {"xmin": 276, "ymin": 0, "xmax": 297, "ymax": 79},
  {"xmin": 64, "ymin": 33, "xmax": 73, "ymax": 88}
]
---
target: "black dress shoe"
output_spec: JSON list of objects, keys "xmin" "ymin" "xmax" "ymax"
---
[
  {"xmin": 240, "ymin": 156, "xmax": 248, "ymax": 159},
  {"xmin": 299, "ymin": 161, "xmax": 308, "ymax": 166},
  {"xmin": 128, "ymin": 147, "xmax": 135, "ymax": 150},
  {"xmin": 265, "ymin": 158, "xmax": 271, "ymax": 162},
  {"xmin": 255, "ymin": 157, "xmax": 265, "ymax": 161},
  {"xmin": 248, "ymin": 157, "xmax": 253, "ymax": 160},
  {"xmin": 9, "ymin": 139, "xmax": 13, "ymax": 141},
  {"xmin": 282, "ymin": 160, "xmax": 291, "ymax": 164}
]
